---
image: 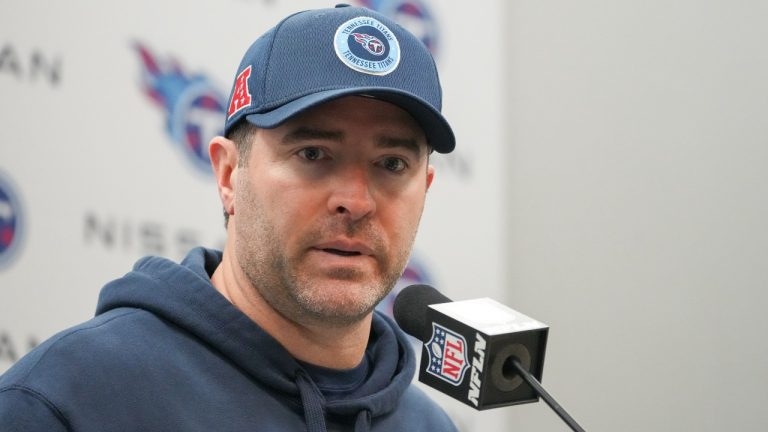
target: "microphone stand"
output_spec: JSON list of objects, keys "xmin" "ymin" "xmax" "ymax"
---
[{"xmin": 509, "ymin": 358, "xmax": 586, "ymax": 432}]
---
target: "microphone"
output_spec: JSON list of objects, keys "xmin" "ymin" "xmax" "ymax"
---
[
  {"xmin": 394, "ymin": 285, "xmax": 586, "ymax": 432},
  {"xmin": 394, "ymin": 284, "xmax": 549, "ymax": 409}
]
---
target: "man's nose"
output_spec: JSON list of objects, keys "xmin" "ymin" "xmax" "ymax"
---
[{"xmin": 327, "ymin": 166, "xmax": 376, "ymax": 221}]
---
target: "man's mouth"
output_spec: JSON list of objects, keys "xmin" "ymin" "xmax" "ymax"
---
[
  {"xmin": 322, "ymin": 248, "xmax": 362, "ymax": 257},
  {"xmin": 314, "ymin": 240, "xmax": 374, "ymax": 258}
]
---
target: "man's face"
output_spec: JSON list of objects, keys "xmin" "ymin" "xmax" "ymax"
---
[{"xmin": 232, "ymin": 96, "xmax": 434, "ymax": 327}]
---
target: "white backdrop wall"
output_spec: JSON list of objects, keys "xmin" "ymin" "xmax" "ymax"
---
[
  {"xmin": 5, "ymin": 1, "xmax": 766, "ymax": 431},
  {"xmin": 503, "ymin": 1, "xmax": 768, "ymax": 431},
  {"xmin": 0, "ymin": 0, "xmax": 507, "ymax": 431}
]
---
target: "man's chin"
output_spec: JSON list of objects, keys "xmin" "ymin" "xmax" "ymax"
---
[
  {"xmin": 292, "ymin": 281, "xmax": 388, "ymax": 326},
  {"xmin": 297, "ymin": 302, "xmax": 377, "ymax": 327}
]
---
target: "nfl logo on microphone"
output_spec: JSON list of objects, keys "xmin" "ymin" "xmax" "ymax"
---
[{"xmin": 425, "ymin": 323, "xmax": 470, "ymax": 385}]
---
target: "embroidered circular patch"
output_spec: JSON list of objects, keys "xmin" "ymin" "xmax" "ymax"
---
[{"xmin": 334, "ymin": 17, "xmax": 401, "ymax": 76}]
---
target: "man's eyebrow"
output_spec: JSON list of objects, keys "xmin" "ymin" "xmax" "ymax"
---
[
  {"xmin": 376, "ymin": 136, "xmax": 423, "ymax": 157},
  {"xmin": 281, "ymin": 126, "xmax": 424, "ymax": 156},
  {"xmin": 281, "ymin": 127, "xmax": 343, "ymax": 144}
]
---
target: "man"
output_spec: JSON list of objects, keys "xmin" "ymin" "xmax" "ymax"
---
[{"xmin": 0, "ymin": 5, "xmax": 457, "ymax": 431}]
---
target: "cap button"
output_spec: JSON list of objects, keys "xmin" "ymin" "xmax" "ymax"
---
[{"xmin": 335, "ymin": 3, "xmax": 351, "ymax": 7}]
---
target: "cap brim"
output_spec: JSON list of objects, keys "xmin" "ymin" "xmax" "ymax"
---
[{"xmin": 244, "ymin": 88, "xmax": 455, "ymax": 153}]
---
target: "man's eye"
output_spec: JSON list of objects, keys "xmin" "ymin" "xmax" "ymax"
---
[
  {"xmin": 298, "ymin": 147, "xmax": 325, "ymax": 161},
  {"xmin": 381, "ymin": 157, "xmax": 407, "ymax": 172}
]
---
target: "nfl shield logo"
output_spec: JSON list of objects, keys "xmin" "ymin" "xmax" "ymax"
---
[{"xmin": 425, "ymin": 323, "xmax": 470, "ymax": 386}]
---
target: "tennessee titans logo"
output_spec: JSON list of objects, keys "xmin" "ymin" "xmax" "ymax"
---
[
  {"xmin": 425, "ymin": 323, "xmax": 470, "ymax": 386},
  {"xmin": 355, "ymin": 0, "xmax": 440, "ymax": 55},
  {"xmin": 135, "ymin": 43, "xmax": 226, "ymax": 175},
  {"xmin": 352, "ymin": 33, "xmax": 386, "ymax": 56},
  {"xmin": 0, "ymin": 171, "xmax": 24, "ymax": 270},
  {"xmin": 334, "ymin": 17, "xmax": 400, "ymax": 75}
]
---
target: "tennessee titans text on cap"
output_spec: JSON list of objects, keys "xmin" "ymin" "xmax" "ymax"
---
[{"xmin": 334, "ymin": 17, "xmax": 401, "ymax": 76}]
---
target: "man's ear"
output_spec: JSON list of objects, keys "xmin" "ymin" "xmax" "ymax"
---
[
  {"xmin": 209, "ymin": 136, "xmax": 238, "ymax": 219},
  {"xmin": 426, "ymin": 164, "xmax": 435, "ymax": 191}
]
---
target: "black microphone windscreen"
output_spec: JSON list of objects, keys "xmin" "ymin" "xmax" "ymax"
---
[{"xmin": 393, "ymin": 284, "xmax": 452, "ymax": 342}]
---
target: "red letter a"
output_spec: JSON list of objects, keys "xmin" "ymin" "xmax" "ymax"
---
[{"xmin": 227, "ymin": 66, "xmax": 252, "ymax": 118}]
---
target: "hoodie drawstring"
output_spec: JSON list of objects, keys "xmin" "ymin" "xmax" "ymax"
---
[
  {"xmin": 295, "ymin": 371, "xmax": 328, "ymax": 432},
  {"xmin": 354, "ymin": 409, "xmax": 372, "ymax": 432},
  {"xmin": 296, "ymin": 370, "xmax": 372, "ymax": 432}
]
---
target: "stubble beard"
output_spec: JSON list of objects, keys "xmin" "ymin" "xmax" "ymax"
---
[{"xmin": 234, "ymin": 186, "xmax": 416, "ymax": 328}]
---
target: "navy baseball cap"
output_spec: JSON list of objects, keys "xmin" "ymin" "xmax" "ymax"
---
[{"xmin": 224, "ymin": 4, "xmax": 455, "ymax": 153}]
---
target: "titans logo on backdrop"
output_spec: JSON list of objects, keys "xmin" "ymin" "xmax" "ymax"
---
[
  {"xmin": 0, "ymin": 171, "xmax": 23, "ymax": 270},
  {"xmin": 355, "ymin": 0, "xmax": 439, "ymax": 55},
  {"xmin": 135, "ymin": 43, "xmax": 226, "ymax": 175}
]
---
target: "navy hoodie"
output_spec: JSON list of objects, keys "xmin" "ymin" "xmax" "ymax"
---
[{"xmin": 0, "ymin": 248, "xmax": 457, "ymax": 431}]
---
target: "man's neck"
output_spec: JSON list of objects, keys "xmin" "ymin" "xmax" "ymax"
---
[{"xmin": 210, "ymin": 246, "xmax": 372, "ymax": 370}]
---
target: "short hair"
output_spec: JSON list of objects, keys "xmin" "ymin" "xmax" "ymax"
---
[{"xmin": 222, "ymin": 121, "xmax": 258, "ymax": 228}]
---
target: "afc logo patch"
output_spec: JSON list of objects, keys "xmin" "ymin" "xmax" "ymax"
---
[
  {"xmin": 425, "ymin": 322, "xmax": 470, "ymax": 386},
  {"xmin": 228, "ymin": 65, "xmax": 252, "ymax": 118}
]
